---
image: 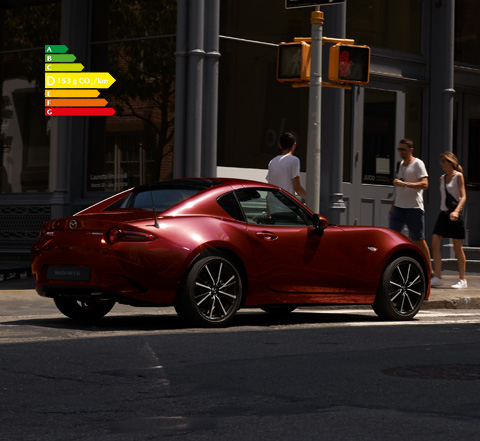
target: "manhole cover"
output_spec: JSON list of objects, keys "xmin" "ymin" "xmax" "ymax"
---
[{"xmin": 382, "ymin": 365, "xmax": 480, "ymax": 381}]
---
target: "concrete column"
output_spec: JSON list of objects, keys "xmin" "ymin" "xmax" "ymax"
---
[
  {"xmin": 321, "ymin": 3, "xmax": 346, "ymax": 223},
  {"xmin": 51, "ymin": 0, "xmax": 89, "ymax": 218},
  {"xmin": 427, "ymin": 0, "xmax": 455, "ymax": 246}
]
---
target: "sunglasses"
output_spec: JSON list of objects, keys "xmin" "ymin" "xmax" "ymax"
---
[{"xmin": 397, "ymin": 148, "xmax": 409, "ymax": 152}]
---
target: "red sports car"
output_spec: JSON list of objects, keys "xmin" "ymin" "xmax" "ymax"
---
[{"xmin": 31, "ymin": 178, "xmax": 430, "ymax": 327}]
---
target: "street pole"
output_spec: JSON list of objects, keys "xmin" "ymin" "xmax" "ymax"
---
[{"xmin": 305, "ymin": 8, "xmax": 323, "ymax": 213}]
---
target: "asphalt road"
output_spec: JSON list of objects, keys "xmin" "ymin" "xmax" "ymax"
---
[{"xmin": 1, "ymin": 290, "xmax": 480, "ymax": 441}]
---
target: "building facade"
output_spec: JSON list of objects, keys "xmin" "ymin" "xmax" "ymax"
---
[{"xmin": 1, "ymin": 0, "xmax": 479, "ymax": 257}]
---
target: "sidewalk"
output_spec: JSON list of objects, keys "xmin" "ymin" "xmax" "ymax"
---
[{"xmin": 423, "ymin": 273, "xmax": 480, "ymax": 310}]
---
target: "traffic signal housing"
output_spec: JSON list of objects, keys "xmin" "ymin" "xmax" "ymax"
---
[
  {"xmin": 328, "ymin": 44, "xmax": 370, "ymax": 85},
  {"xmin": 277, "ymin": 41, "xmax": 311, "ymax": 83}
]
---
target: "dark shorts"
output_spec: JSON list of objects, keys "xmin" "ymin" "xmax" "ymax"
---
[
  {"xmin": 389, "ymin": 206, "xmax": 425, "ymax": 241},
  {"xmin": 433, "ymin": 211, "xmax": 465, "ymax": 239}
]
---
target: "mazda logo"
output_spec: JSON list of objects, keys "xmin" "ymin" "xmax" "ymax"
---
[{"xmin": 69, "ymin": 220, "xmax": 78, "ymax": 230}]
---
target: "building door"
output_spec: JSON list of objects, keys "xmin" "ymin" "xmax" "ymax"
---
[
  {"xmin": 342, "ymin": 85, "xmax": 405, "ymax": 227},
  {"xmin": 455, "ymin": 93, "xmax": 480, "ymax": 246}
]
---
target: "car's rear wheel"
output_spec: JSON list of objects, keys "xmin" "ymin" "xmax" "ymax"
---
[
  {"xmin": 175, "ymin": 255, "xmax": 243, "ymax": 327},
  {"xmin": 373, "ymin": 256, "xmax": 426, "ymax": 320},
  {"xmin": 261, "ymin": 306, "xmax": 297, "ymax": 314},
  {"xmin": 53, "ymin": 297, "xmax": 116, "ymax": 320}
]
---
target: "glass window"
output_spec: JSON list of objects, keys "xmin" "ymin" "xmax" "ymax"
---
[
  {"xmin": 130, "ymin": 188, "xmax": 199, "ymax": 211},
  {"xmin": 217, "ymin": 192, "xmax": 246, "ymax": 222},
  {"xmin": 362, "ymin": 89, "xmax": 396, "ymax": 185},
  {"xmin": 103, "ymin": 195, "xmax": 129, "ymax": 211},
  {"xmin": 455, "ymin": 0, "xmax": 480, "ymax": 66},
  {"xmin": 235, "ymin": 188, "xmax": 311, "ymax": 226},
  {"xmin": 121, "ymin": 180, "xmax": 220, "ymax": 212},
  {"xmin": 88, "ymin": 0, "xmax": 176, "ymax": 192},
  {"xmin": 0, "ymin": 1, "xmax": 61, "ymax": 194},
  {"xmin": 218, "ymin": 0, "xmax": 309, "ymax": 171},
  {"xmin": 343, "ymin": 89, "xmax": 353, "ymax": 182},
  {"xmin": 467, "ymin": 96, "xmax": 480, "ymax": 186},
  {"xmin": 346, "ymin": 0, "xmax": 422, "ymax": 55}
]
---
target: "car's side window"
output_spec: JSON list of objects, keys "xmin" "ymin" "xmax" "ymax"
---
[
  {"xmin": 235, "ymin": 189, "xmax": 311, "ymax": 227},
  {"xmin": 217, "ymin": 192, "xmax": 246, "ymax": 222},
  {"xmin": 103, "ymin": 195, "xmax": 129, "ymax": 211}
]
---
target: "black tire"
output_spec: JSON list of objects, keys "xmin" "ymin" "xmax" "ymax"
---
[
  {"xmin": 175, "ymin": 255, "xmax": 243, "ymax": 327},
  {"xmin": 53, "ymin": 297, "xmax": 115, "ymax": 320},
  {"xmin": 261, "ymin": 306, "xmax": 297, "ymax": 314},
  {"xmin": 373, "ymin": 256, "xmax": 426, "ymax": 321}
]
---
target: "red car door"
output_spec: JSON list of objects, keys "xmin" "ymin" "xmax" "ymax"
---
[{"xmin": 235, "ymin": 188, "xmax": 349, "ymax": 296}]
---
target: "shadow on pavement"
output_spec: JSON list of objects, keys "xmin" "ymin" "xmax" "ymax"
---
[{"xmin": 5, "ymin": 308, "xmax": 381, "ymax": 332}]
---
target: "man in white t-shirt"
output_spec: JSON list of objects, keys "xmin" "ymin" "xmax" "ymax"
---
[
  {"xmin": 389, "ymin": 138, "xmax": 433, "ymax": 275},
  {"xmin": 266, "ymin": 132, "xmax": 306, "ymax": 200}
]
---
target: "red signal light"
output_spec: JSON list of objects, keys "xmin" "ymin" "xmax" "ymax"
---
[{"xmin": 328, "ymin": 44, "xmax": 370, "ymax": 84}]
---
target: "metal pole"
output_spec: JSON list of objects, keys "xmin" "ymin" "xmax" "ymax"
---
[
  {"xmin": 305, "ymin": 9, "xmax": 323, "ymax": 213},
  {"xmin": 173, "ymin": 0, "xmax": 188, "ymax": 178},
  {"xmin": 202, "ymin": 0, "xmax": 220, "ymax": 177},
  {"xmin": 185, "ymin": 0, "xmax": 205, "ymax": 177}
]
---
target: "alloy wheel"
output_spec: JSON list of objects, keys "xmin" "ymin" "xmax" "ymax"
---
[
  {"xmin": 387, "ymin": 260, "xmax": 424, "ymax": 315},
  {"xmin": 193, "ymin": 258, "xmax": 241, "ymax": 322}
]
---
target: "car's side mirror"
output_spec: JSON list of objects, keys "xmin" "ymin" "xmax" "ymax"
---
[{"xmin": 312, "ymin": 214, "xmax": 328, "ymax": 236}]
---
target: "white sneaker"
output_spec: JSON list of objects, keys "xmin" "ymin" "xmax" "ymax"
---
[
  {"xmin": 431, "ymin": 276, "xmax": 443, "ymax": 287},
  {"xmin": 451, "ymin": 279, "xmax": 468, "ymax": 289}
]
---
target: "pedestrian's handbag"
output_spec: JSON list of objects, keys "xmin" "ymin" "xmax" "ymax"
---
[{"xmin": 444, "ymin": 176, "xmax": 459, "ymax": 212}]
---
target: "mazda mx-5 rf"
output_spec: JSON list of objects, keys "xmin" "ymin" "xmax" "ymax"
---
[{"xmin": 31, "ymin": 178, "xmax": 430, "ymax": 327}]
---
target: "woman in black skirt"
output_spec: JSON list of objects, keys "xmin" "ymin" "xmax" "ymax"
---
[{"xmin": 431, "ymin": 152, "xmax": 467, "ymax": 289}]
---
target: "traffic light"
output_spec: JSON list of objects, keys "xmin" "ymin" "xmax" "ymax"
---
[
  {"xmin": 328, "ymin": 44, "xmax": 370, "ymax": 84},
  {"xmin": 277, "ymin": 41, "xmax": 311, "ymax": 82}
]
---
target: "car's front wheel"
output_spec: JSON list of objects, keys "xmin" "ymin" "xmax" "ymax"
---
[
  {"xmin": 54, "ymin": 297, "xmax": 116, "ymax": 320},
  {"xmin": 175, "ymin": 255, "xmax": 243, "ymax": 327},
  {"xmin": 373, "ymin": 256, "xmax": 426, "ymax": 320}
]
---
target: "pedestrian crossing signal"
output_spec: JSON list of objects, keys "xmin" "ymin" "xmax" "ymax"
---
[
  {"xmin": 328, "ymin": 44, "xmax": 370, "ymax": 84},
  {"xmin": 277, "ymin": 41, "xmax": 311, "ymax": 82}
]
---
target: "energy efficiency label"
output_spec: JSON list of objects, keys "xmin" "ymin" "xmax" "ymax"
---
[{"xmin": 45, "ymin": 45, "xmax": 116, "ymax": 116}]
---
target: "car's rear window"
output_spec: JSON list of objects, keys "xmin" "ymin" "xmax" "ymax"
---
[
  {"xmin": 130, "ymin": 188, "xmax": 201, "ymax": 211},
  {"xmin": 116, "ymin": 179, "xmax": 220, "ymax": 212}
]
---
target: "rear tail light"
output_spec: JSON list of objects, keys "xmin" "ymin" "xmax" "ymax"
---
[
  {"xmin": 107, "ymin": 227, "xmax": 123, "ymax": 244},
  {"xmin": 105, "ymin": 227, "xmax": 156, "ymax": 244},
  {"xmin": 38, "ymin": 222, "xmax": 54, "ymax": 239}
]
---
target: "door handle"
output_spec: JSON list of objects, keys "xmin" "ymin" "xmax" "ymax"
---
[{"xmin": 256, "ymin": 231, "xmax": 278, "ymax": 241}]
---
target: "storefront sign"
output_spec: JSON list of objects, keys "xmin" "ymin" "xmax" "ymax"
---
[{"xmin": 89, "ymin": 173, "xmax": 129, "ymax": 190}]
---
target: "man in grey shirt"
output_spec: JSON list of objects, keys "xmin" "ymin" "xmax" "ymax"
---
[{"xmin": 389, "ymin": 138, "xmax": 433, "ymax": 275}]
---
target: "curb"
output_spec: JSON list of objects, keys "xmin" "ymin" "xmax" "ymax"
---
[{"xmin": 422, "ymin": 296, "xmax": 480, "ymax": 310}]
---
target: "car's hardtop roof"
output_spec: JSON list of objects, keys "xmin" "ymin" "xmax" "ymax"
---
[{"xmin": 133, "ymin": 177, "xmax": 278, "ymax": 192}]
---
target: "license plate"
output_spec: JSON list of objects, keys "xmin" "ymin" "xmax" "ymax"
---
[{"xmin": 46, "ymin": 266, "xmax": 90, "ymax": 281}]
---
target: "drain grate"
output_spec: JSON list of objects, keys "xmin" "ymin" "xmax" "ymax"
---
[{"xmin": 382, "ymin": 365, "xmax": 480, "ymax": 381}]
